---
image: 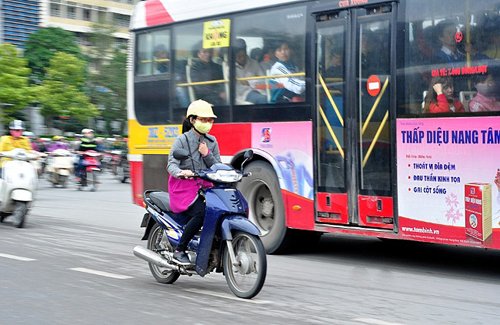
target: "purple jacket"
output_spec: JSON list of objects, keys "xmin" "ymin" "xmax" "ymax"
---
[{"xmin": 47, "ymin": 142, "xmax": 70, "ymax": 152}]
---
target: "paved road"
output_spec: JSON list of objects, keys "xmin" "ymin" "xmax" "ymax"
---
[{"xmin": 1, "ymin": 173, "xmax": 499, "ymax": 324}]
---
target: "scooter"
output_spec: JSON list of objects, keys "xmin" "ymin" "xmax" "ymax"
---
[
  {"xmin": 46, "ymin": 149, "xmax": 74, "ymax": 188},
  {"xmin": 110, "ymin": 149, "xmax": 129, "ymax": 183},
  {"xmin": 0, "ymin": 149, "xmax": 38, "ymax": 228},
  {"xmin": 133, "ymin": 149, "xmax": 267, "ymax": 299},
  {"xmin": 78, "ymin": 150, "xmax": 101, "ymax": 192}
]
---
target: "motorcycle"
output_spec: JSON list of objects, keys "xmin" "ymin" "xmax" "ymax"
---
[
  {"xmin": 46, "ymin": 149, "xmax": 74, "ymax": 188},
  {"xmin": 133, "ymin": 149, "xmax": 267, "ymax": 299},
  {"xmin": 78, "ymin": 150, "xmax": 101, "ymax": 192},
  {"xmin": 110, "ymin": 149, "xmax": 129, "ymax": 183},
  {"xmin": 0, "ymin": 149, "xmax": 38, "ymax": 228}
]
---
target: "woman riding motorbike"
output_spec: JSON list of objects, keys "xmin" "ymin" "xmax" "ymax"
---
[{"xmin": 167, "ymin": 100, "xmax": 221, "ymax": 265}]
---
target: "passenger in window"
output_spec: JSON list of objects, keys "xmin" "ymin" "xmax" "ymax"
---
[
  {"xmin": 234, "ymin": 38, "xmax": 267, "ymax": 105},
  {"xmin": 469, "ymin": 69, "xmax": 500, "ymax": 112},
  {"xmin": 269, "ymin": 40, "xmax": 305, "ymax": 103},
  {"xmin": 423, "ymin": 77, "xmax": 464, "ymax": 113},
  {"xmin": 434, "ymin": 20, "xmax": 465, "ymax": 64},
  {"xmin": 260, "ymin": 46, "xmax": 276, "ymax": 72},
  {"xmin": 191, "ymin": 44, "xmax": 226, "ymax": 105},
  {"xmin": 250, "ymin": 47, "xmax": 263, "ymax": 63},
  {"xmin": 325, "ymin": 50, "xmax": 343, "ymax": 79},
  {"xmin": 153, "ymin": 44, "xmax": 169, "ymax": 74},
  {"xmin": 484, "ymin": 17, "xmax": 500, "ymax": 59}
]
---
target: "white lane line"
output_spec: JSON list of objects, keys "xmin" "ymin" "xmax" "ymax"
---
[
  {"xmin": 353, "ymin": 318, "xmax": 405, "ymax": 325},
  {"xmin": 0, "ymin": 253, "xmax": 36, "ymax": 261},
  {"xmin": 183, "ymin": 288, "xmax": 273, "ymax": 304},
  {"xmin": 69, "ymin": 267, "xmax": 133, "ymax": 280}
]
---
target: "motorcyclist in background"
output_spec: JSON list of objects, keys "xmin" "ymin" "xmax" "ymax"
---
[
  {"xmin": 75, "ymin": 128, "xmax": 98, "ymax": 186},
  {"xmin": 47, "ymin": 136, "xmax": 70, "ymax": 152},
  {"xmin": 0, "ymin": 120, "xmax": 32, "ymax": 171}
]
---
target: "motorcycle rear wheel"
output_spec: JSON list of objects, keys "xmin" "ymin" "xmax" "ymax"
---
[
  {"xmin": 147, "ymin": 223, "xmax": 180, "ymax": 284},
  {"xmin": 223, "ymin": 232, "xmax": 267, "ymax": 299}
]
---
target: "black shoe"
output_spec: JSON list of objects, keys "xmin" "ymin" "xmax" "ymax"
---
[{"xmin": 173, "ymin": 250, "xmax": 191, "ymax": 265}]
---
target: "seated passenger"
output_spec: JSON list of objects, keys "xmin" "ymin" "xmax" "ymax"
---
[
  {"xmin": 269, "ymin": 40, "xmax": 305, "ymax": 103},
  {"xmin": 153, "ymin": 44, "xmax": 169, "ymax": 74},
  {"xmin": 469, "ymin": 69, "xmax": 500, "ymax": 112},
  {"xmin": 424, "ymin": 77, "xmax": 464, "ymax": 113},
  {"xmin": 191, "ymin": 44, "xmax": 226, "ymax": 105},
  {"xmin": 433, "ymin": 20, "xmax": 465, "ymax": 64},
  {"xmin": 234, "ymin": 39, "xmax": 267, "ymax": 104}
]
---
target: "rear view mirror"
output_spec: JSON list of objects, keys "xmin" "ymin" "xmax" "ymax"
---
[
  {"xmin": 243, "ymin": 150, "xmax": 254, "ymax": 160},
  {"xmin": 172, "ymin": 148, "xmax": 190, "ymax": 161}
]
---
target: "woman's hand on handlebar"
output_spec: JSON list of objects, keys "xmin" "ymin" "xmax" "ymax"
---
[{"xmin": 177, "ymin": 169, "xmax": 195, "ymax": 179}]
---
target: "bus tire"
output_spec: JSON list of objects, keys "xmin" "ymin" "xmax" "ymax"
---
[{"xmin": 238, "ymin": 161, "xmax": 292, "ymax": 254}]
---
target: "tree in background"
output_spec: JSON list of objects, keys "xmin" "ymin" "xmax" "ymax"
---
[
  {"xmin": 24, "ymin": 27, "xmax": 82, "ymax": 83},
  {"xmin": 0, "ymin": 44, "xmax": 33, "ymax": 125},
  {"xmin": 37, "ymin": 52, "xmax": 99, "ymax": 130},
  {"xmin": 87, "ymin": 23, "xmax": 128, "ymax": 135}
]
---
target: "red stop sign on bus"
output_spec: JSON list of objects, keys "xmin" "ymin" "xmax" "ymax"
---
[{"xmin": 366, "ymin": 75, "xmax": 381, "ymax": 97}]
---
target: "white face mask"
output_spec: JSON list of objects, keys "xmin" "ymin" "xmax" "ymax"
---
[{"xmin": 193, "ymin": 120, "xmax": 213, "ymax": 134}]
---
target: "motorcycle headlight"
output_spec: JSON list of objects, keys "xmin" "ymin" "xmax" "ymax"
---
[{"xmin": 206, "ymin": 169, "xmax": 242, "ymax": 183}]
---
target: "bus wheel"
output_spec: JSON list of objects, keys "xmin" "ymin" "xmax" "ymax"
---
[{"xmin": 238, "ymin": 161, "xmax": 291, "ymax": 254}]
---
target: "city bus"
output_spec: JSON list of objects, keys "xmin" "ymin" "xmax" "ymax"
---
[{"xmin": 128, "ymin": 0, "xmax": 500, "ymax": 253}]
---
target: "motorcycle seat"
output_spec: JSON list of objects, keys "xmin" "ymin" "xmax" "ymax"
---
[{"xmin": 149, "ymin": 191, "xmax": 171, "ymax": 212}]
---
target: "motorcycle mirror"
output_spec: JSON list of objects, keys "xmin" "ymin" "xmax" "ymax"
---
[
  {"xmin": 241, "ymin": 150, "xmax": 253, "ymax": 170},
  {"xmin": 172, "ymin": 148, "xmax": 190, "ymax": 161},
  {"xmin": 243, "ymin": 150, "xmax": 253, "ymax": 160}
]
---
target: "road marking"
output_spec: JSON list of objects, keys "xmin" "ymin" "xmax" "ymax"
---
[
  {"xmin": 353, "ymin": 318, "xmax": 405, "ymax": 325},
  {"xmin": 0, "ymin": 253, "xmax": 36, "ymax": 261},
  {"xmin": 69, "ymin": 267, "xmax": 133, "ymax": 280},
  {"xmin": 183, "ymin": 288, "xmax": 272, "ymax": 304}
]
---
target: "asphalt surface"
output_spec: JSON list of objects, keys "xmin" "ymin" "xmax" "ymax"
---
[{"xmin": 1, "ymin": 172, "xmax": 499, "ymax": 324}]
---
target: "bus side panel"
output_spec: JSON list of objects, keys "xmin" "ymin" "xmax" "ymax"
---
[
  {"xmin": 358, "ymin": 196, "xmax": 394, "ymax": 229},
  {"xmin": 283, "ymin": 190, "xmax": 315, "ymax": 230},
  {"xmin": 397, "ymin": 117, "xmax": 500, "ymax": 250},
  {"xmin": 211, "ymin": 123, "xmax": 252, "ymax": 156},
  {"xmin": 130, "ymin": 161, "xmax": 144, "ymax": 206}
]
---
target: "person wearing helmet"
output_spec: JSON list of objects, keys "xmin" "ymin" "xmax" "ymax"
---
[
  {"xmin": 47, "ymin": 135, "xmax": 69, "ymax": 152},
  {"xmin": 0, "ymin": 120, "xmax": 33, "ymax": 168},
  {"xmin": 167, "ymin": 99, "xmax": 221, "ymax": 265},
  {"xmin": 75, "ymin": 128, "xmax": 98, "ymax": 185}
]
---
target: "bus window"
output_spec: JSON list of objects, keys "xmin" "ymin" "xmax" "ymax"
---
[
  {"xmin": 152, "ymin": 32, "xmax": 170, "ymax": 75},
  {"xmin": 136, "ymin": 33, "xmax": 152, "ymax": 76},
  {"xmin": 233, "ymin": 6, "xmax": 307, "ymax": 106},
  {"xmin": 399, "ymin": 0, "xmax": 500, "ymax": 116},
  {"xmin": 174, "ymin": 22, "xmax": 229, "ymax": 109},
  {"xmin": 134, "ymin": 29, "xmax": 172, "ymax": 125}
]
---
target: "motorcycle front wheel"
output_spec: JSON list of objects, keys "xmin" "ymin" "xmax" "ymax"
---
[
  {"xmin": 147, "ymin": 223, "xmax": 180, "ymax": 284},
  {"xmin": 12, "ymin": 201, "xmax": 28, "ymax": 228},
  {"xmin": 223, "ymin": 232, "xmax": 267, "ymax": 299}
]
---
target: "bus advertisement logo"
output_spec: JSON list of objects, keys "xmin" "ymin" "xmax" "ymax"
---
[
  {"xmin": 261, "ymin": 128, "xmax": 271, "ymax": 143},
  {"xmin": 148, "ymin": 127, "xmax": 159, "ymax": 138}
]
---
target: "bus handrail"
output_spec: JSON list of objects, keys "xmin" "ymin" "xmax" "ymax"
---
[
  {"xmin": 176, "ymin": 72, "xmax": 305, "ymax": 88},
  {"xmin": 319, "ymin": 74, "xmax": 344, "ymax": 127}
]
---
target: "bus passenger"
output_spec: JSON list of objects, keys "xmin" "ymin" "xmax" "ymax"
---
[
  {"xmin": 191, "ymin": 45, "xmax": 226, "ymax": 106},
  {"xmin": 269, "ymin": 40, "xmax": 305, "ymax": 103},
  {"xmin": 424, "ymin": 77, "xmax": 464, "ymax": 114},
  {"xmin": 234, "ymin": 38, "xmax": 267, "ymax": 104},
  {"xmin": 153, "ymin": 44, "xmax": 169, "ymax": 74},
  {"xmin": 434, "ymin": 20, "xmax": 465, "ymax": 64},
  {"xmin": 469, "ymin": 69, "xmax": 500, "ymax": 112},
  {"xmin": 167, "ymin": 100, "xmax": 221, "ymax": 265}
]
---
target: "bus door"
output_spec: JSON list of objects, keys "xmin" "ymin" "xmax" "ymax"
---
[{"xmin": 314, "ymin": 3, "xmax": 395, "ymax": 230}]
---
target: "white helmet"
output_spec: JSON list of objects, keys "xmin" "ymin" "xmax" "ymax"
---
[
  {"xmin": 81, "ymin": 128, "xmax": 94, "ymax": 134},
  {"xmin": 186, "ymin": 100, "xmax": 217, "ymax": 118},
  {"xmin": 9, "ymin": 120, "xmax": 25, "ymax": 130}
]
